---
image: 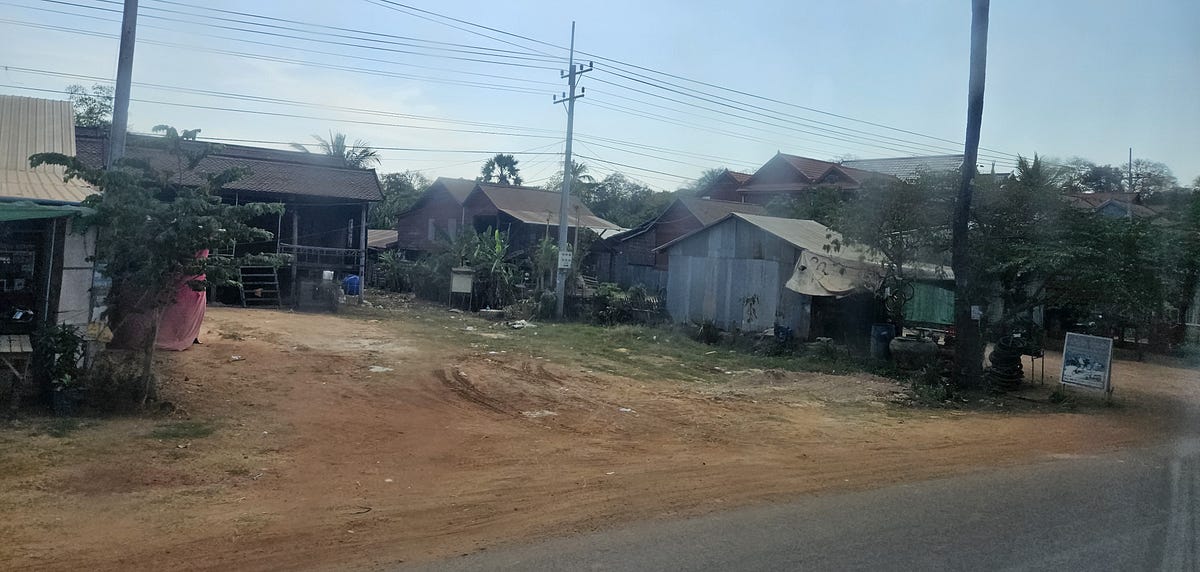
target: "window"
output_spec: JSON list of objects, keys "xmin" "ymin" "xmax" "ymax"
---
[{"xmin": 428, "ymin": 218, "xmax": 436, "ymax": 241}]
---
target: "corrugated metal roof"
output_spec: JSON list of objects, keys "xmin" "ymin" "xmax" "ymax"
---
[
  {"xmin": 74, "ymin": 131, "xmax": 383, "ymax": 201},
  {"xmin": 678, "ymin": 197, "xmax": 766, "ymax": 225},
  {"xmin": 0, "ymin": 95, "xmax": 93, "ymax": 203},
  {"xmin": 366, "ymin": 229, "xmax": 398, "ymax": 248},
  {"xmin": 842, "ymin": 155, "xmax": 963, "ymax": 180},
  {"xmin": 473, "ymin": 183, "xmax": 622, "ymax": 231}
]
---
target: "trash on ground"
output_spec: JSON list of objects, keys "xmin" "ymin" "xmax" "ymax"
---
[
  {"xmin": 508, "ymin": 320, "xmax": 536, "ymax": 329},
  {"xmin": 230, "ymin": 355, "xmax": 244, "ymax": 362},
  {"xmin": 521, "ymin": 410, "xmax": 558, "ymax": 418},
  {"xmin": 618, "ymin": 407, "xmax": 635, "ymax": 413},
  {"xmin": 368, "ymin": 366, "xmax": 393, "ymax": 373}
]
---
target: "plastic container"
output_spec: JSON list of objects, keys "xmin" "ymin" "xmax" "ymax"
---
[{"xmin": 342, "ymin": 274, "xmax": 361, "ymax": 296}]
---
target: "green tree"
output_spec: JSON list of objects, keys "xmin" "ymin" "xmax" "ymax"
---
[
  {"xmin": 290, "ymin": 131, "xmax": 380, "ymax": 168},
  {"xmin": 1060, "ymin": 158, "xmax": 1127, "ymax": 194},
  {"xmin": 1129, "ymin": 159, "xmax": 1177, "ymax": 196},
  {"xmin": 66, "ymin": 84, "xmax": 114, "ymax": 128},
  {"xmin": 31, "ymin": 126, "xmax": 284, "ymax": 404},
  {"xmin": 680, "ymin": 168, "xmax": 730, "ymax": 196},
  {"xmin": 479, "ymin": 153, "xmax": 523, "ymax": 185},
  {"xmin": 543, "ymin": 160, "xmax": 596, "ymax": 196},
  {"xmin": 764, "ymin": 187, "xmax": 843, "ymax": 227},
  {"xmin": 370, "ymin": 171, "xmax": 430, "ymax": 229},
  {"xmin": 581, "ymin": 172, "xmax": 674, "ymax": 229}
]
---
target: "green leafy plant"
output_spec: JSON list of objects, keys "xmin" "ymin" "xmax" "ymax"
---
[
  {"xmin": 31, "ymin": 125, "xmax": 285, "ymax": 405},
  {"xmin": 32, "ymin": 323, "xmax": 86, "ymax": 392}
]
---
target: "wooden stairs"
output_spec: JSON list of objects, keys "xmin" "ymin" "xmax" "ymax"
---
[{"xmin": 239, "ymin": 266, "xmax": 281, "ymax": 308}]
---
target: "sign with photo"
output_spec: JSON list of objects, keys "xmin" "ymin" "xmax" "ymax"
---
[{"xmin": 1060, "ymin": 332, "xmax": 1113, "ymax": 391}]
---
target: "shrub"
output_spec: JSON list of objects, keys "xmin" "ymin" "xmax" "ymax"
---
[{"xmin": 591, "ymin": 283, "xmax": 663, "ymax": 325}]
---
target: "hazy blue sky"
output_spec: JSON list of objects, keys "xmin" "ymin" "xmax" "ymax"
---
[{"xmin": 2, "ymin": 0, "xmax": 1197, "ymax": 189}]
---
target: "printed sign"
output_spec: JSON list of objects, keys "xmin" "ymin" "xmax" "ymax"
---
[
  {"xmin": 557, "ymin": 251, "xmax": 573, "ymax": 269},
  {"xmin": 1060, "ymin": 332, "xmax": 1113, "ymax": 391}
]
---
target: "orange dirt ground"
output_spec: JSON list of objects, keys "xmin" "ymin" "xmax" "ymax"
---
[{"xmin": 1, "ymin": 306, "xmax": 1196, "ymax": 571}]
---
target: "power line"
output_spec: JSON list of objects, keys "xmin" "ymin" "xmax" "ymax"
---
[
  {"xmin": 4, "ymin": 66, "xmax": 756, "ymax": 169},
  {"xmin": 0, "ymin": 17, "xmax": 553, "ymax": 95},
  {"xmin": 359, "ymin": 1, "xmax": 1026, "ymax": 160},
  {"xmin": 35, "ymin": 0, "xmax": 564, "ymax": 69}
]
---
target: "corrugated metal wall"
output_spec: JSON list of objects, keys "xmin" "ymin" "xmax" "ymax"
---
[{"xmin": 664, "ymin": 217, "xmax": 811, "ymax": 335}]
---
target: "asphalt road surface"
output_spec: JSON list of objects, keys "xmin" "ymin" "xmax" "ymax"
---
[{"xmin": 406, "ymin": 437, "xmax": 1199, "ymax": 571}]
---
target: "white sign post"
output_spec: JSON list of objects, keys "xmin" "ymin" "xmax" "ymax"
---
[{"xmin": 1060, "ymin": 332, "xmax": 1114, "ymax": 397}]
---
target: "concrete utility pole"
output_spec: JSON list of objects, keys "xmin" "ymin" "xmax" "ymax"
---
[
  {"xmin": 951, "ymin": 0, "xmax": 990, "ymax": 388},
  {"xmin": 1127, "ymin": 147, "xmax": 1134, "ymax": 220},
  {"xmin": 553, "ymin": 21, "xmax": 592, "ymax": 319},
  {"xmin": 107, "ymin": 0, "xmax": 138, "ymax": 168}
]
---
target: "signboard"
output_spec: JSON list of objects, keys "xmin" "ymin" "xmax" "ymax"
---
[
  {"xmin": 557, "ymin": 250, "xmax": 573, "ymax": 270},
  {"xmin": 450, "ymin": 267, "xmax": 474, "ymax": 294},
  {"xmin": 1060, "ymin": 332, "xmax": 1113, "ymax": 391}
]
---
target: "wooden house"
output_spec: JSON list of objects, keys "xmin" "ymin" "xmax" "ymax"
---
[
  {"xmin": 597, "ymin": 197, "xmax": 766, "ymax": 290},
  {"xmin": 74, "ymin": 127, "xmax": 383, "ymax": 307},
  {"xmin": 396, "ymin": 179, "xmax": 622, "ymax": 257}
]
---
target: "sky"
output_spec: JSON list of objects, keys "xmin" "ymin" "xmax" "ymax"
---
[{"xmin": 1, "ymin": 0, "xmax": 1197, "ymax": 191}]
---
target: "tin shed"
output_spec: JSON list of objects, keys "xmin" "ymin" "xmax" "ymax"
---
[{"xmin": 655, "ymin": 213, "xmax": 876, "ymax": 337}]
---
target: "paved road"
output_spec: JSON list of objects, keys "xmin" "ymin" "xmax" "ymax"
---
[{"xmin": 405, "ymin": 438, "xmax": 1199, "ymax": 571}]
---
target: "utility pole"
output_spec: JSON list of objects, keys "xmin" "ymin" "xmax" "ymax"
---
[
  {"xmin": 1127, "ymin": 147, "xmax": 1134, "ymax": 220},
  {"xmin": 107, "ymin": 0, "xmax": 139, "ymax": 168},
  {"xmin": 951, "ymin": 0, "xmax": 990, "ymax": 388},
  {"xmin": 553, "ymin": 21, "xmax": 592, "ymax": 319}
]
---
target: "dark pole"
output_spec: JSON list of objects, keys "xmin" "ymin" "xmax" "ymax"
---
[
  {"xmin": 952, "ymin": 0, "xmax": 990, "ymax": 388},
  {"xmin": 107, "ymin": 0, "xmax": 138, "ymax": 167}
]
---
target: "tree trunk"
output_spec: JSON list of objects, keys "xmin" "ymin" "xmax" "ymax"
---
[
  {"xmin": 139, "ymin": 306, "xmax": 163, "ymax": 405},
  {"xmin": 952, "ymin": 0, "xmax": 991, "ymax": 388}
]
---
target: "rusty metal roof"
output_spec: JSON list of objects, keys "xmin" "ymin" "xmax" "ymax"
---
[
  {"xmin": 0, "ymin": 95, "xmax": 93, "ymax": 203},
  {"xmin": 472, "ymin": 183, "xmax": 622, "ymax": 231},
  {"xmin": 75, "ymin": 130, "xmax": 383, "ymax": 202},
  {"xmin": 366, "ymin": 229, "xmax": 398, "ymax": 249}
]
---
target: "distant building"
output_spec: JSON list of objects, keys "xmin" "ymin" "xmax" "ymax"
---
[
  {"xmin": 695, "ymin": 153, "xmax": 965, "ymax": 205},
  {"xmin": 1065, "ymin": 192, "xmax": 1161, "ymax": 219},
  {"xmin": 395, "ymin": 179, "xmax": 622, "ymax": 257},
  {"xmin": 597, "ymin": 197, "xmax": 766, "ymax": 290}
]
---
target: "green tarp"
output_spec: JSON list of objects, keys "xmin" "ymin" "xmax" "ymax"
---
[
  {"xmin": 905, "ymin": 281, "xmax": 956, "ymax": 326},
  {"xmin": 0, "ymin": 200, "xmax": 92, "ymax": 222}
]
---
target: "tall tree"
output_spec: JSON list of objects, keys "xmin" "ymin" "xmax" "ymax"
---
[
  {"xmin": 290, "ymin": 131, "xmax": 380, "ymax": 169},
  {"xmin": 66, "ymin": 83, "xmax": 114, "ymax": 128},
  {"xmin": 544, "ymin": 160, "xmax": 596, "ymax": 197},
  {"xmin": 582, "ymin": 172, "xmax": 674, "ymax": 229},
  {"xmin": 951, "ymin": 0, "xmax": 990, "ymax": 388},
  {"xmin": 1129, "ymin": 159, "xmax": 1177, "ymax": 196},
  {"xmin": 1060, "ymin": 158, "xmax": 1127, "ymax": 194},
  {"xmin": 479, "ymin": 153, "xmax": 523, "ymax": 185},
  {"xmin": 370, "ymin": 171, "xmax": 430, "ymax": 229},
  {"xmin": 680, "ymin": 168, "xmax": 730, "ymax": 196}
]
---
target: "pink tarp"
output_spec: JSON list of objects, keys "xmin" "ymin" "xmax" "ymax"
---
[{"xmin": 155, "ymin": 250, "xmax": 208, "ymax": 351}]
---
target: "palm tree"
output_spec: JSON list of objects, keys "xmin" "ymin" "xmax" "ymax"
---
[
  {"xmin": 479, "ymin": 153, "xmax": 523, "ymax": 186},
  {"xmin": 290, "ymin": 131, "xmax": 380, "ymax": 169}
]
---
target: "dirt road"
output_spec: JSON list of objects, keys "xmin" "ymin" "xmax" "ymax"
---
[{"xmin": 1, "ymin": 306, "xmax": 1194, "ymax": 571}]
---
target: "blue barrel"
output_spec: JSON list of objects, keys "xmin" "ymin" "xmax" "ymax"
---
[
  {"xmin": 870, "ymin": 323, "xmax": 896, "ymax": 360},
  {"xmin": 342, "ymin": 274, "xmax": 361, "ymax": 296}
]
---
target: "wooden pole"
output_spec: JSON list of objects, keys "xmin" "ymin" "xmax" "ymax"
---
[{"xmin": 290, "ymin": 209, "xmax": 299, "ymax": 307}]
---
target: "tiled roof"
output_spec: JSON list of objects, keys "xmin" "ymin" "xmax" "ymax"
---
[
  {"xmin": 472, "ymin": 183, "xmax": 622, "ymax": 231},
  {"xmin": 0, "ymin": 95, "xmax": 93, "ymax": 203},
  {"xmin": 75, "ymin": 130, "xmax": 383, "ymax": 201},
  {"xmin": 677, "ymin": 197, "xmax": 766, "ymax": 225},
  {"xmin": 1065, "ymin": 193, "xmax": 1160, "ymax": 218},
  {"xmin": 727, "ymin": 170, "xmax": 753, "ymax": 184},
  {"xmin": 779, "ymin": 153, "xmax": 835, "ymax": 180},
  {"xmin": 842, "ymin": 155, "xmax": 963, "ymax": 180}
]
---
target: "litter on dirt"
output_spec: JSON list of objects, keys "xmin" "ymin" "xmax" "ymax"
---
[
  {"xmin": 368, "ymin": 366, "xmax": 394, "ymax": 373},
  {"xmin": 230, "ymin": 355, "xmax": 244, "ymax": 362},
  {"xmin": 521, "ymin": 410, "xmax": 558, "ymax": 419},
  {"xmin": 508, "ymin": 320, "xmax": 536, "ymax": 329},
  {"xmin": 618, "ymin": 407, "xmax": 635, "ymax": 413}
]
